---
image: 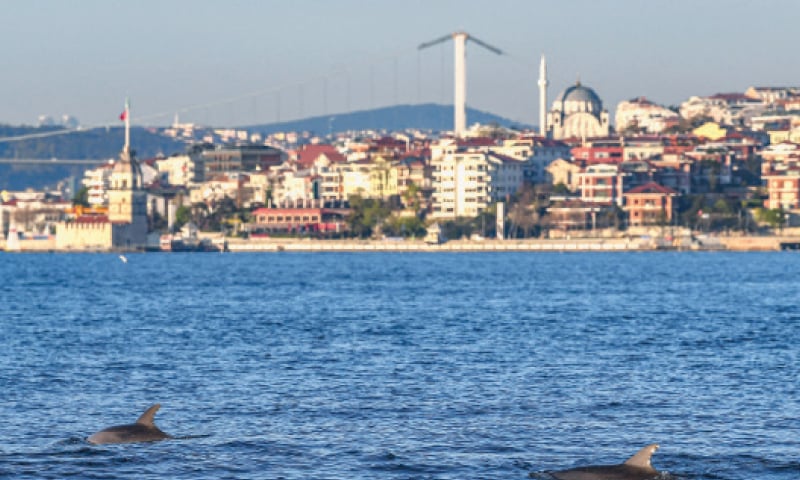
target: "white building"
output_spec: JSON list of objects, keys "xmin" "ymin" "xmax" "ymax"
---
[
  {"xmin": 744, "ymin": 86, "xmax": 800, "ymax": 105},
  {"xmin": 679, "ymin": 93, "xmax": 766, "ymax": 126},
  {"xmin": 431, "ymin": 151, "xmax": 525, "ymax": 218},
  {"xmin": 490, "ymin": 137, "xmax": 571, "ymax": 184},
  {"xmin": 272, "ymin": 168, "xmax": 317, "ymax": 204},
  {"xmin": 82, "ymin": 163, "xmax": 115, "ymax": 206},
  {"xmin": 156, "ymin": 152, "xmax": 204, "ymax": 187},
  {"xmin": 615, "ymin": 97, "xmax": 680, "ymax": 134}
]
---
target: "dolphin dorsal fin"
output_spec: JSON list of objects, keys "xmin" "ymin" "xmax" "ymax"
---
[
  {"xmin": 135, "ymin": 404, "xmax": 161, "ymax": 427},
  {"xmin": 623, "ymin": 444, "xmax": 659, "ymax": 468}
]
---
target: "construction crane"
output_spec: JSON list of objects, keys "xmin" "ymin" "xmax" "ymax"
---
[{"xmin": 418, "ymin": 32, "xmax": 503, "ymax": 137}]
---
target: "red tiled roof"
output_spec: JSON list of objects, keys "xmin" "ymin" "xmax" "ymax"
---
[
  {"xmin": 253, "ymin": 208, "xmax": 323, "ymax": 216},
  {"xmin": 76, "ymin": 215, "xmax": 110, "ymax": 224},
  {"xmin": 296, "ymin": 144, "xmax": 346, "ymax": 168},
  {"xmin": 625, "ymin": 182, "xmax": 678, "ymax": 195},
  {"xmin": 457, "ymin": 137, "xmax": 497, "ymax": 147}
]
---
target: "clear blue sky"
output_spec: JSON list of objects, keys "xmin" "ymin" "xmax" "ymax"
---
[{"xmin": 3, "ymin": 0, "xmax": 798, "ymax": 127}]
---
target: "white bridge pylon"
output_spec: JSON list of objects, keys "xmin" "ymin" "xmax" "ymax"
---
[{"xmin": 419, "ymin": 31, "xmax": 503, "ymax": 137}]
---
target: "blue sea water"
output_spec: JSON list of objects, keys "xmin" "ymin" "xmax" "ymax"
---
[{"xmin": 1, "ymin": 251, "xmax": 799, "ymax": 480}]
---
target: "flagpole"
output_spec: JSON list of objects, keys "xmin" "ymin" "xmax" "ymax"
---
[{"xmin": 124, "ymin": 98, "xmax": 130, "ymax": 155}]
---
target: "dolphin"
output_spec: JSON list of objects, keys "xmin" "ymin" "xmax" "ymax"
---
[
  {"xmin": 543, "ymin": 444, "xmax": 662, "ymax": 480},
  {"xmin": 87, "ymin": 404, "xmax": 171, "ymax": 445}
]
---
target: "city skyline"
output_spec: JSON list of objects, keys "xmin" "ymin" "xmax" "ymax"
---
[{"xmin": 3, "ymin": 0, "xmax": 799, "ymax": 128}]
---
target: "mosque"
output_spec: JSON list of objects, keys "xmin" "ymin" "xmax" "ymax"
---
[{"xmin": 538, "ymin": 56, "xmax": 610, "ymax": 140}]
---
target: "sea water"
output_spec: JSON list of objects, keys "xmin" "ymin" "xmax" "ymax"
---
[{"xmin": 1, "ymin": 251, "xmax": 798, "ymax": 479}]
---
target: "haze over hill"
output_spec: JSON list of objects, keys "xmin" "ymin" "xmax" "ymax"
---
[
  {"xmin": 242, "ymin": 103, "xmax": 530, "ymax": 135},
  {"xmin": 0, "ymin": 104, "xmax": 526, "ymax": 190}
]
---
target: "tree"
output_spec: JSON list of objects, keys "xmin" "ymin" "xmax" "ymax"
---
[
  {"xmin": 507, "ymin": 183, "xmax": 537, "ymax": 238},
  {"xmin": 72, "ymin": 186, "xmax": 90, "ymax": 207},
  {"xmin": 552, "ymin": 182, "xmax": 571, "ymax": 195},
  {"xmin": 174, "ymin": 205, "xmax": 191, "ymax": 230},
  {"xmin": 149, "ymin": 210, "xmax": 168, "ymax": 233},
  {"xmin": 346, "ymin": 194, "xmax": 391, "ymax": 238},
  {"xmin": 383, "ymin": 215, "xmax": 426, "ymax": 238},
  {"xmin": 755, "ymin": 207, "xmax": 785, "ymax": 229}
]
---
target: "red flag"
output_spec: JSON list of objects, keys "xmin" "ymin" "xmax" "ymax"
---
[{"xmin": 119, "ymin": 110, "xmax": 127, "ymax": 121}]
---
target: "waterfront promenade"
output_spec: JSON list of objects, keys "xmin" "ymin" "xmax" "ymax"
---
[
  {"xmin": 224, "ymin": 234, "xmax": 793, "ymax": 252},
  {"xmin": 3, "ymin": 232, "xmax": 799, "ymax": 253}
]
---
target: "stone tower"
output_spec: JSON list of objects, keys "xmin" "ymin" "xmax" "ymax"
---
[{"xmin": 107, "ymin": 99, "xmax": 148, "ymax": 248}]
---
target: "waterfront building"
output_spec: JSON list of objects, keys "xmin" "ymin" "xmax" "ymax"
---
[
  {"xmin": 271, "ymin": 168, "xmax": 319, "ymax": 205},
  {"xmin": 431, "ymin": 150, "xmax": 525, "ymax": 219},
  {"xmin": 368, "ymin": 156, "xmax": 399, "ymax": 201},
  {"xmin": 546, "ymin": 80, "xmax": 610, "ymax": 140},
  {"xmin": 338, "ymin": 160, "xmax": 373, "ymax": 200},
  {"xmin": 577, "ymin": 163, "xmax": 628, "ymax": 206},
  {"xmin": 249, "ymin": 207, "xmax": 347, "ymax": 234},
  {"xmin": 623, "ymin": 182, "xmax": 678, "ymax": 227},
  {"xmin": 763, "ymin": 170, "xmax": 800, "ymax": 210},
  {"xmin": 545, "ymin": 196, "xmax": 609, "ymax": 231},
  {"xmin": 395, "ymin": 155, "xmax": 432, "ymax": 207}
]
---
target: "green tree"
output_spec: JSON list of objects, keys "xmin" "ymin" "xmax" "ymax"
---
[
  {"xmin": 72, "ymin": 185, "xmax": 90, "ymax": 207},
  {"xmin": 755, "ymin": 207, "xmax": 785, "ymax": 229},
  {"xmin": 346, "ymin": 194, "xmax": 391, "ymax": 238},
  {"xmin": 383, "ymin": 215, "xmax": 426, "ymax": 238},
  {"xmin": 551, "ymin": 182, "xmax": 571, "ymax": 195},
  {"xmin": 174, "ymin": 205, "xmax": 191, "ymax": 230}
]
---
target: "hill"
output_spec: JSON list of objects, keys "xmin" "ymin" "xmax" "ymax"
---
[
  {"xmin": 0, "ymin": 104, "xmax": 529, "ymax": 190},
  {"xmin": 0, "ymin": 125, "xmax": 187, "ymax": 191},
  {"xmin": 242, "ymin": 103, "xmax": 530, "ymax": 135}
]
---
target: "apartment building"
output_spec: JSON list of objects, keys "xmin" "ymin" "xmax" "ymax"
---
[{"xmin": 431, "ymin": 151, "xmax": 525, "ymax": 219}]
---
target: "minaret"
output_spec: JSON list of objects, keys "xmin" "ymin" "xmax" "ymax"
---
[{"xmin": 538, "ymin": 54, "xmax": 549, "ymax": 137}]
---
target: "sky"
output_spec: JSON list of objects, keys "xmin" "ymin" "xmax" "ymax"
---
[{"xmin": 3, "ymin": 0, "xmax": 799, "ymax": 128}]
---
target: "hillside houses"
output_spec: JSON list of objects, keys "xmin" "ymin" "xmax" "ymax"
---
[{"xmin": 9, "ymin": 82, "xmax": 800, "ymax": 247}]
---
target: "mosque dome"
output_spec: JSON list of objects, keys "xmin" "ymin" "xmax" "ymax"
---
[
  {"xmin": 552, "ymin": 81, "xmax": 603, "ymax": 116},
  {"xmin": 546, "ymin": 79, "xmax": 610, "ymax": 140}
]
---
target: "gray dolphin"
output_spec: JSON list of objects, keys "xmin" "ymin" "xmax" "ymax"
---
[
  {"xmin": 544, "ymin": 444, "xmax": 662, "ymax": 480},
  {"xmin": 87, "ymin": 404, "xmax": 171, "ymax": 445}
]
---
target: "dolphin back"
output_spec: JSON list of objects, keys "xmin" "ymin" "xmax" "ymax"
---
[
  {"xmin": 87, "ymin": 404, "xmax": 170, "ymax": 445},
  {"xmin": 135, "ymin": 404, "xmax": 161, "ymax": 427},
  {"xmin": 623, "ymin": 444, "xmax": 659, "ymax": 470},
  {"xmin": 546, "ymin": 444, "xmax": 662, "ymax": 480}
]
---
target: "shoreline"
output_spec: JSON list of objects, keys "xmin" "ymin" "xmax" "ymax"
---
[{"xmin": 4, "ymin": 234, "xmax": 799, "ymax": 253}]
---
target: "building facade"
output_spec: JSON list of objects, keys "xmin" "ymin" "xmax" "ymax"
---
[{"xmin": 431, "ymin": 151, "xmax": 525, "ymax": 218}]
